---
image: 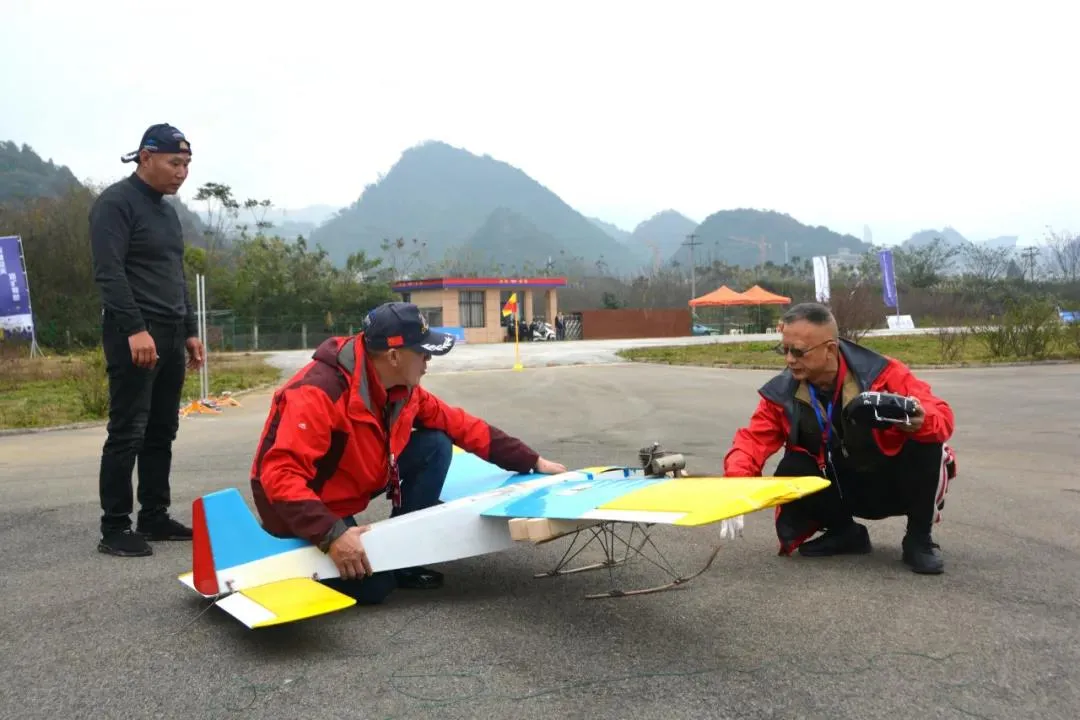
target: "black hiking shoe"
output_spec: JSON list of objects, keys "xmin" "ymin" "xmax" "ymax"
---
[
  {"xmin": 98, "ymin": 529, "xmax": 153, "ymax": 557},
  {"xmin": 798, "ymin": 522, "xmax": 872, "ymax": 557},
  {"xmin": 902, "ymin": 534, "xmax": 945, "ymax": 574},
  {"xmin": 136, "ymin": 516, "xmax": 193, "ymax": 541}
]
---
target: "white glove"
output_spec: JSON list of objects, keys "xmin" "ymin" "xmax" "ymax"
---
[{"xmin": 719, "ymin": 515, "xmax": 745, "ymax": 539}]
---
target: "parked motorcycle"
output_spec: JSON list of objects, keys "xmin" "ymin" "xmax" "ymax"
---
[{"xmin": 530, "ymin": 320, "xmax": 557, "ymax": 341}]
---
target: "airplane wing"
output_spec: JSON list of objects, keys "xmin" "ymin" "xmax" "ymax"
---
[
  {"xmin": 443, "ymin": 445, "xmax": 828, "ymax": 527},
  {"xmin": 438, "ymin": 447, "xmax": 547, "ymax": 501},
  {"xmin": 478, "ymin": 470, "xmax": 830, "ymax": 526}
]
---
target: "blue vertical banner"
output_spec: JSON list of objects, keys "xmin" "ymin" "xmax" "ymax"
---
[
  {"xmin": 0, "ymin": 235, "xmax": 36, "ymax": 342},
  {"xmin": 878, "ymin": 249, "xmax": 898, "ymax": 309}
]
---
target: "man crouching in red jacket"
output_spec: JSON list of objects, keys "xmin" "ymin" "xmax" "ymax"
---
[
  {"xmin": 723, "ymin": 302, "xmax": 957, "ymax": 574},
  {"xmin": 249, "ymin": 301, "xmax": 567, "ymax": 602}
]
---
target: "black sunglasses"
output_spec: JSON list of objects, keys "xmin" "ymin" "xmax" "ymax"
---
[{"xmin": 773, "ymin": 339, "xmax": 833, "ymax": 358}]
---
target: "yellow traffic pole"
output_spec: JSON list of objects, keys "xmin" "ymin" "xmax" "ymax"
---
[{"xmin": 513, "ymin": 315, "xmax": 523, "ymax": 371}]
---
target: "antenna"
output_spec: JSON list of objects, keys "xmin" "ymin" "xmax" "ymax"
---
[
  {"xmin": 683, "ymin": 233, "xmax": 701, "ymax": 300},
  {"xmin": 1020, "ymin": 246, "xmax": 1039, "ymax": 282}
]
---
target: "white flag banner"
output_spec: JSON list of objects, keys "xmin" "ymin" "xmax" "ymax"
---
[{"xmin": 812, "ymin": 255, "xmax": 830, "ymax": 303}]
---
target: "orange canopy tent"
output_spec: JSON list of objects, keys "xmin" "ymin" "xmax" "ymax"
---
[
  {"xmin": 739, "ymin": 284, "xmax": 791, "ymax": 305},
  {"xmin": 689, "ymin": 285, "xmax": 754, "ymax": 307}
]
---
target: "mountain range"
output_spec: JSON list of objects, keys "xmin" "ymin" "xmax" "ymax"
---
[
  {"xmin": 0, "ymin": 137, "xmax": 1028, "ymax": 278},
  {"xmin": 305, "ymin": 140, "xmax": 880, "ymax": 276}
]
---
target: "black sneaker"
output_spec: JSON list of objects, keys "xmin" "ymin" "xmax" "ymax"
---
[
  {"xmin": 136, "ymin": 516, "xmax": 193, "ymax": 541},
  {"xmin": 394, "ymin": 566, "xmax": 444, "ymax": 590},
  {"xmin": 798, "ymin": 522, "xmax": 872, "ymax": 557},
  {"xmin": 902, "ymin": 534, "xmax": 945, "ymax": 574},
  {"xmin": 98, "ymin": 529, "xmax": 153, "ymax": 557}
]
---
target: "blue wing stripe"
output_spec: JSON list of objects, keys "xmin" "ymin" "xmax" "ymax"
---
[
  {"xmin": 481, "ymin": 476, "xmax": 665, "ymax": 519},
  {"xmin": 439, "ymin": 449, "xmax": 546, "ymax": 501}
]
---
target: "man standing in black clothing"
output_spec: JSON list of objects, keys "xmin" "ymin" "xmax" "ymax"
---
[{"xmin": 89, "ymin": 123, "xmax": 205, "ymax": 557}]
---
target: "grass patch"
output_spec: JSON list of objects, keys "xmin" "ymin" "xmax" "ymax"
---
[
  {"xmin": 616, "ymin": 331, "xmax": 1080, "ymax": 369},
  {"xmin": 0, "ymin": 350, "xmax": 283, "ymax": 430}
]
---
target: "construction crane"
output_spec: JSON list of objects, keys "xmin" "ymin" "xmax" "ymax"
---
[
  {"xmin": 727, "ymin": 235, "xmax": 772, "ymax": 267},
  {"xmin": 725, "ymin": 236, "xmax": 794, "ymax": 267}
]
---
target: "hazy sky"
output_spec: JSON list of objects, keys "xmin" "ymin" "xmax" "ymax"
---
[{"xmin": 2, "ymin": 1, "xmax": 1075, "ymax": 246}]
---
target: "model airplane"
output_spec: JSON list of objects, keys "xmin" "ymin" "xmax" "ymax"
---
[{"xmin": 177, "ymin": 443, "xmax": 829, "ymax": 629}]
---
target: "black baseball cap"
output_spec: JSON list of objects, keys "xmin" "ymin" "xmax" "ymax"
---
[
  {"xmin": 362, "ymin": 302, "xmax": 455, "ymax": 356},
  {"xmin": 121, "ymin": 123, "xmax": 192, "ymax": 163}
]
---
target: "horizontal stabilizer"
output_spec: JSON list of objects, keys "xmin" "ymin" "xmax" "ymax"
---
[{"xmin": 214, "ymin": 577, "xmax": 355, "ymax": 629}]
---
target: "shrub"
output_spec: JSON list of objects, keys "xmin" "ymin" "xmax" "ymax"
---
[
  {"xmin": 828, "ymin": 283, "xmax": 880, "ymax": 342},
  {"xmin": 935, "ymin": 326, "xmax": 969, "ymax": 363},
  {"xmin": 71, "ymin": 349, "xmax": 111, "ymax": 418},
  {"xmin": 973, "ymin": 298, "xmax": 1063, "ymax": 359}
]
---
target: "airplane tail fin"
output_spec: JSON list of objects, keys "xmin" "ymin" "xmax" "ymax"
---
[
  {"xmin": 179, "ymin": 488, "xmax": 354, "ymax": 628},
  {"xmin": 190, "ymin": 493, "xmax": 220, "ymax": 596}
]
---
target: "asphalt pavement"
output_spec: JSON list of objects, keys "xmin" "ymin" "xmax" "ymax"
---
[{"xmin": 0, "ymin": 357, "xmax": 1077, "ymax": 719}]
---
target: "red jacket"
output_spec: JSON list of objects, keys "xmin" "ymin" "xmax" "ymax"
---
[
  {"xmin": 723, "ymin": 339, "xmax": 955, "ymax": 478},
  {"xmin": 250, "ymin": 334, "xmax": 540, "ymax": 545}
]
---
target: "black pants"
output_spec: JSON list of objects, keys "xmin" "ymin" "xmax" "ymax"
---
[
  {"xmin": 98, "ymin": 315, "xmax": 189, "ymax": 535},
  {"xmin": 774, "ymin": 438, "xmax": 946, "ymax": 549}
]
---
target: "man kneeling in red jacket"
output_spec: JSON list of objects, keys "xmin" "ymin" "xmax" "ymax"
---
[
  {"xmin": 249, "ymin": 302, "xmax": 566, "ymax": 602},
  {"xmin": 723, "ymin": 302, "xmax": 957, "ymax": 574}
]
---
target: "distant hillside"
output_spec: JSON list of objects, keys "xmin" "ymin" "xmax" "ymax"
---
[
  {"xmin": 0, "ymin": 138, "xmax": 206, "ymax": 246},
  {"xmin": 458, "ymin": 207, "xmax": 570, "ymax": 273},
  {"xmin": 0, "ymin": 141, "xmax": 81, "ymax": 204},
  {"xmin": 165, "ymin": 196, "xmax": 207, "ymax": 246},
  {"xmin": 631, "ymin": 210, "xmax": 698, "ymax": 267},
  {"xmin": 902, "ymin": 226, "xmax": 969, "ymax": 250},
  {"xmin": 899, "ymin": 226, "xmax": 1026, "ymax": 277},
  {"xmin": 689, "ymin": 209, "xmax": 871, "ymax": 268},
  {"xmin": 308, "ymin": 141, "xmax": 640, "ymax": 275},
  {"xmin": 589, "ymin": 216, "xmax": 632, "ymax": 243},
  {"xmin": 196, "ymin": 204, "xmax": 339, "ymax": 242}
]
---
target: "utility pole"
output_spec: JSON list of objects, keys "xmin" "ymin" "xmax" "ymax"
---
[
  {"xmin": 1021, "ymin": 246, "xmax": 1039, "ymax": 282},
  {"xmin": 683, "ymin": 233, "xmax": 701, "ymax": 300}
]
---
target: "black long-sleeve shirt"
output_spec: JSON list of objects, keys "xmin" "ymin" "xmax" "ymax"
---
[{"xmin": 89, "ymin": 173, "xmax": 197, "ymax": 337}]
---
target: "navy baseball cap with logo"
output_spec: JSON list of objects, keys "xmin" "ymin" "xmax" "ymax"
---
[
  {"xmin": 363, "ymin": 302, "xmax": 455, "ymax": 356},
  {"xmin": 121, "ymin": 123, "xmax": 192, "ymax": 163}
]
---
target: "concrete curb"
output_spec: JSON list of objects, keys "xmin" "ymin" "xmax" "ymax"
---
[{"xmin": 0, "ymin": 382, "xmax": 280, "ymax": 438}]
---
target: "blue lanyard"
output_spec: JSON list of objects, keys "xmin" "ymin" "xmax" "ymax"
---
[{"xmin": 807, "ymin": 384, "xmax": 833, "ymax": 448}]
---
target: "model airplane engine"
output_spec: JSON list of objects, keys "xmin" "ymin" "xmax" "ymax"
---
[{"xmin": 639, "ymin": 442, "xmax": 687, "ymax": 477}]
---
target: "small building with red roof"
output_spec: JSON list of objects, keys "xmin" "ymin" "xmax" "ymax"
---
[{"xmin": 391, "ymin": 276, "xmax": 567, "ymax": 343}]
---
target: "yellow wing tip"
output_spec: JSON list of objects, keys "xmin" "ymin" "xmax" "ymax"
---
[
  {"xmin": 602, "ymin": 475, "xmax": 831, "ymax": 527},
  {"xmin": 243, "ymin": 577, "xmax": 357, "ymax": 628}
]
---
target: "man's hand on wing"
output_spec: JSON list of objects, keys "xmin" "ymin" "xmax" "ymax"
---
[
  {"xmin": 535, "ymin": 457, "xmax": 567, "ymax": 474},
  {"xmin": 329, "ymin": 526, "xmax": 373, "ymax": 580}
]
